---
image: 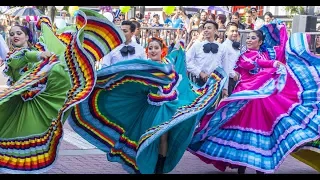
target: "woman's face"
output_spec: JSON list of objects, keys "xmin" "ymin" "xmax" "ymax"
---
[
  {"xmin": 193, "ymin": 17, "xmax": 200, "ymax": 25},
  {"xmin": 151, "ymin": 30, "xmax": 160, "ymax": 37},
  {"xmin": 119, "ymin": 14, "xmax": 125, "ymax": 20},
  {"xmin": 264, "ymin": 15, "xmax": 272, "ymax": 24},
  {"xmin": 152, "ymin": 17, "xmax": 159, "ymax": 24},
  {"xmin": 9, "ymin": 26, "xmax": 28, "ymax": 48},
  {"xmin": 216, "ymin": 37, "xmax": 223, "ymax": 43},
  {"xmin": 231, "ymin": 15, "xmax": 239, "ymax": 23},
  {"xmin": 143, "ymin": 31, "xmax": 148, "ymax": 38},
  {"xmin": 246, "ymin": 32, "xmax": 262, "ymax": 50},
  {"xmin": 148, "ymin": 41, "xmax": 162, "ymax": 61},
  {"xmin": 215, "ymin": 16, "xmax": 221, "ymax": 23},
  {"xmin": 208, "ymin": 15, "xmax": 214, "ymax": 21},
  {"xmin": 114, "ymin": 18, "xmax": 121, "ymax": 25},
  {"xmin": 316, "ymin": 36, "xmax": 320, "ymax": 46}
]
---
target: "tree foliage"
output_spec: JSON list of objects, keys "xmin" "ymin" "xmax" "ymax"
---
[
  {"xmin": 284, "ymin": 6, "xmax": 305, "ymax": 17},
  {"xmin": 35, "ymin": 6, "xmax": 69, "ymax": 22},
  {"xmin": 36, "ymin": 6, "xmax": 46, "ymax": 13},
  {"xmin": 240, "ymin": 7, "xmax": 250, "ymax": 23},
  {"xmin": 34, "ymin": 6, "xmax": 69, "ymax": 16}
]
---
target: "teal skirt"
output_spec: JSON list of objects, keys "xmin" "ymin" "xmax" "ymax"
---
[{"xmin": 68, "ymin": 48, "xmax": 228, "ymax": 174}]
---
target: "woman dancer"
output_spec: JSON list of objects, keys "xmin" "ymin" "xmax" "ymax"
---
[
  {"xmin": 189, "ymin": 21, "xmax": 320, "ymax": 174},
  {"xmin": 0, "ymin": 9, "xmax": 125, "ymax": 173},
  {"xmin": 68, "ymin": 36, "xmax": 228, "ymax": 174}
]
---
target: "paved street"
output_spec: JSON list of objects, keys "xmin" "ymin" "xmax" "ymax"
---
[
  {"xmin": 0, "ymin": 65, "xmax": 318, "ymax": 174},
  {"xmin": 40, "ymin": 122, "xmax": 317, "ymax": 174}
]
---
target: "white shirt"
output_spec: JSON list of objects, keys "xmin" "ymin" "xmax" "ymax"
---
[
  {"xmin": 101, "ymin": 41, "xmax": 146, "ymax": 66},
  {"xmin": 131, "ymin": 35, "xmax": 144, "ymax": 47},
  {"xmin": 253, "ymin": 17, "xmax": 265, "ymax": 30},
  {"xmin": 0, "ymin": 35, "xmax": 8, "ymax": 60},
  {"xmin": 222, "ymin": 38, "xmax": 240, "ymax": 78},
  {"xmin": 182, "ymin": 17, "xmax": 190, "ymax": 32},
  {"xmin": 131, "ymin": 35, "xmax": 137, "ymax": 43},
  {"xmin": 186, "ymin": 39, "xmax": 229, "ymax": 89},
  {"xmin": 194, "ymin": 39, "xmax": 202, "ymax": 44}
]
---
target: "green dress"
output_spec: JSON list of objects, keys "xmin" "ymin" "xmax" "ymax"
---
[{"xmin": 0, "ymin": 9, "xmax": 125, "ymax": 173}]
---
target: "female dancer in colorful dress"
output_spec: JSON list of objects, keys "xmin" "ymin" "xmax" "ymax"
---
[
  {"xmin": 288, "ymin": 34, "xmax": 320, "ymax": 172},
  {"xmin": 0, "ymin": 9, "xmax": 125, "ymax": 173},
  {"xmin": 189, "ymin": 21, "xmax": 320, "ymax": 174},
  {"xmin": 67, "ymin": 35, "xmax": 228, "ymax": 174}
]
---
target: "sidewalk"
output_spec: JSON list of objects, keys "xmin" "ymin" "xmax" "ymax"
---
[{"xmin": 40, "ymin": 122, "xmax": 319, "ymax": 174}]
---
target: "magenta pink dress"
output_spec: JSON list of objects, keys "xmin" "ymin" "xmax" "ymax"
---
[{"xmin": 188, "ymin": 25, "xmax": 320, "ymax": 173}]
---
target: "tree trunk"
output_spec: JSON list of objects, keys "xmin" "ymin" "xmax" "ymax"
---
[
  {"xmin": 140, "ymin": 6, "xmax": 145, "ymax": 17},
  {"xmin": 47, "ymin": 6, "xmax": 56, "ymax": 22},
  {"xmin": 133, "ymin": 6, "xmax": 136, "ymax": 18}
]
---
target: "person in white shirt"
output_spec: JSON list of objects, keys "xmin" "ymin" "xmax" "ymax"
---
[
  {"xmin": 101, "ymin": 20, "xmax": 146, "ymax": 67},
  {"xmin": 185, "ymin": 25, "xmax": 204, "ymax": 52},
  {"xmin": 130, "ymin": 20, "xmax": 142, "ymax": 45},
  {"xmin": 222, "ymin": 22, "xmax": 241, "ymax": 96},
  {"xmin": 0, "ymin": 33, "xmax": 8, "ymax": 66},
  {"xmin": 186, "ymin": 20, "xmax": 229, "ymax": 97},
  {"xmin": 251, "ymin": 7, "xmax": 264, "ymax": 30}
]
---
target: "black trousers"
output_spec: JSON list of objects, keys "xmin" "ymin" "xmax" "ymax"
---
[
  {"xmin": 214, "ymin": 78, "xmax": 237, "ymax": 108},
  {"xmin": 188, "ymin": 73, "xmax": 238, "ymax": 97},
  {"xmin": 188, "ymin": 72, "xmax": 206, "ymax": 87},
  {"xmin": 228, "ymin": 77, "xmax": 237, "ymax": 96}
]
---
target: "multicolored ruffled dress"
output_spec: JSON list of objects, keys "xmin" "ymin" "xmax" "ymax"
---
[
  {"xmin": 188, "ymin": 23, "xmax": 320, "ymax": 173},
  {"xmin": 0, "ymin": 9, "xmax": 125, "ymax": 174},
  {"xmin": 288, "ymin": 34, "xmax": 320, "ymax": 172},
  {"xmin": 67, "ymin": 42, "xmax": 228, "ymax": 173}
]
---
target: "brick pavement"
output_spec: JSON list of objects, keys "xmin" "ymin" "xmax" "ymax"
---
[
  {"xmin": 0, "ymin": 110, "xmax": 316, "ymax": 174},
  {"xmin": 40, "ymin": 122, "xmax": 320, "ymax": 174},
  {"xmin": 46, "ymin": 146, "xmax": 318, "ymax": 174}
]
